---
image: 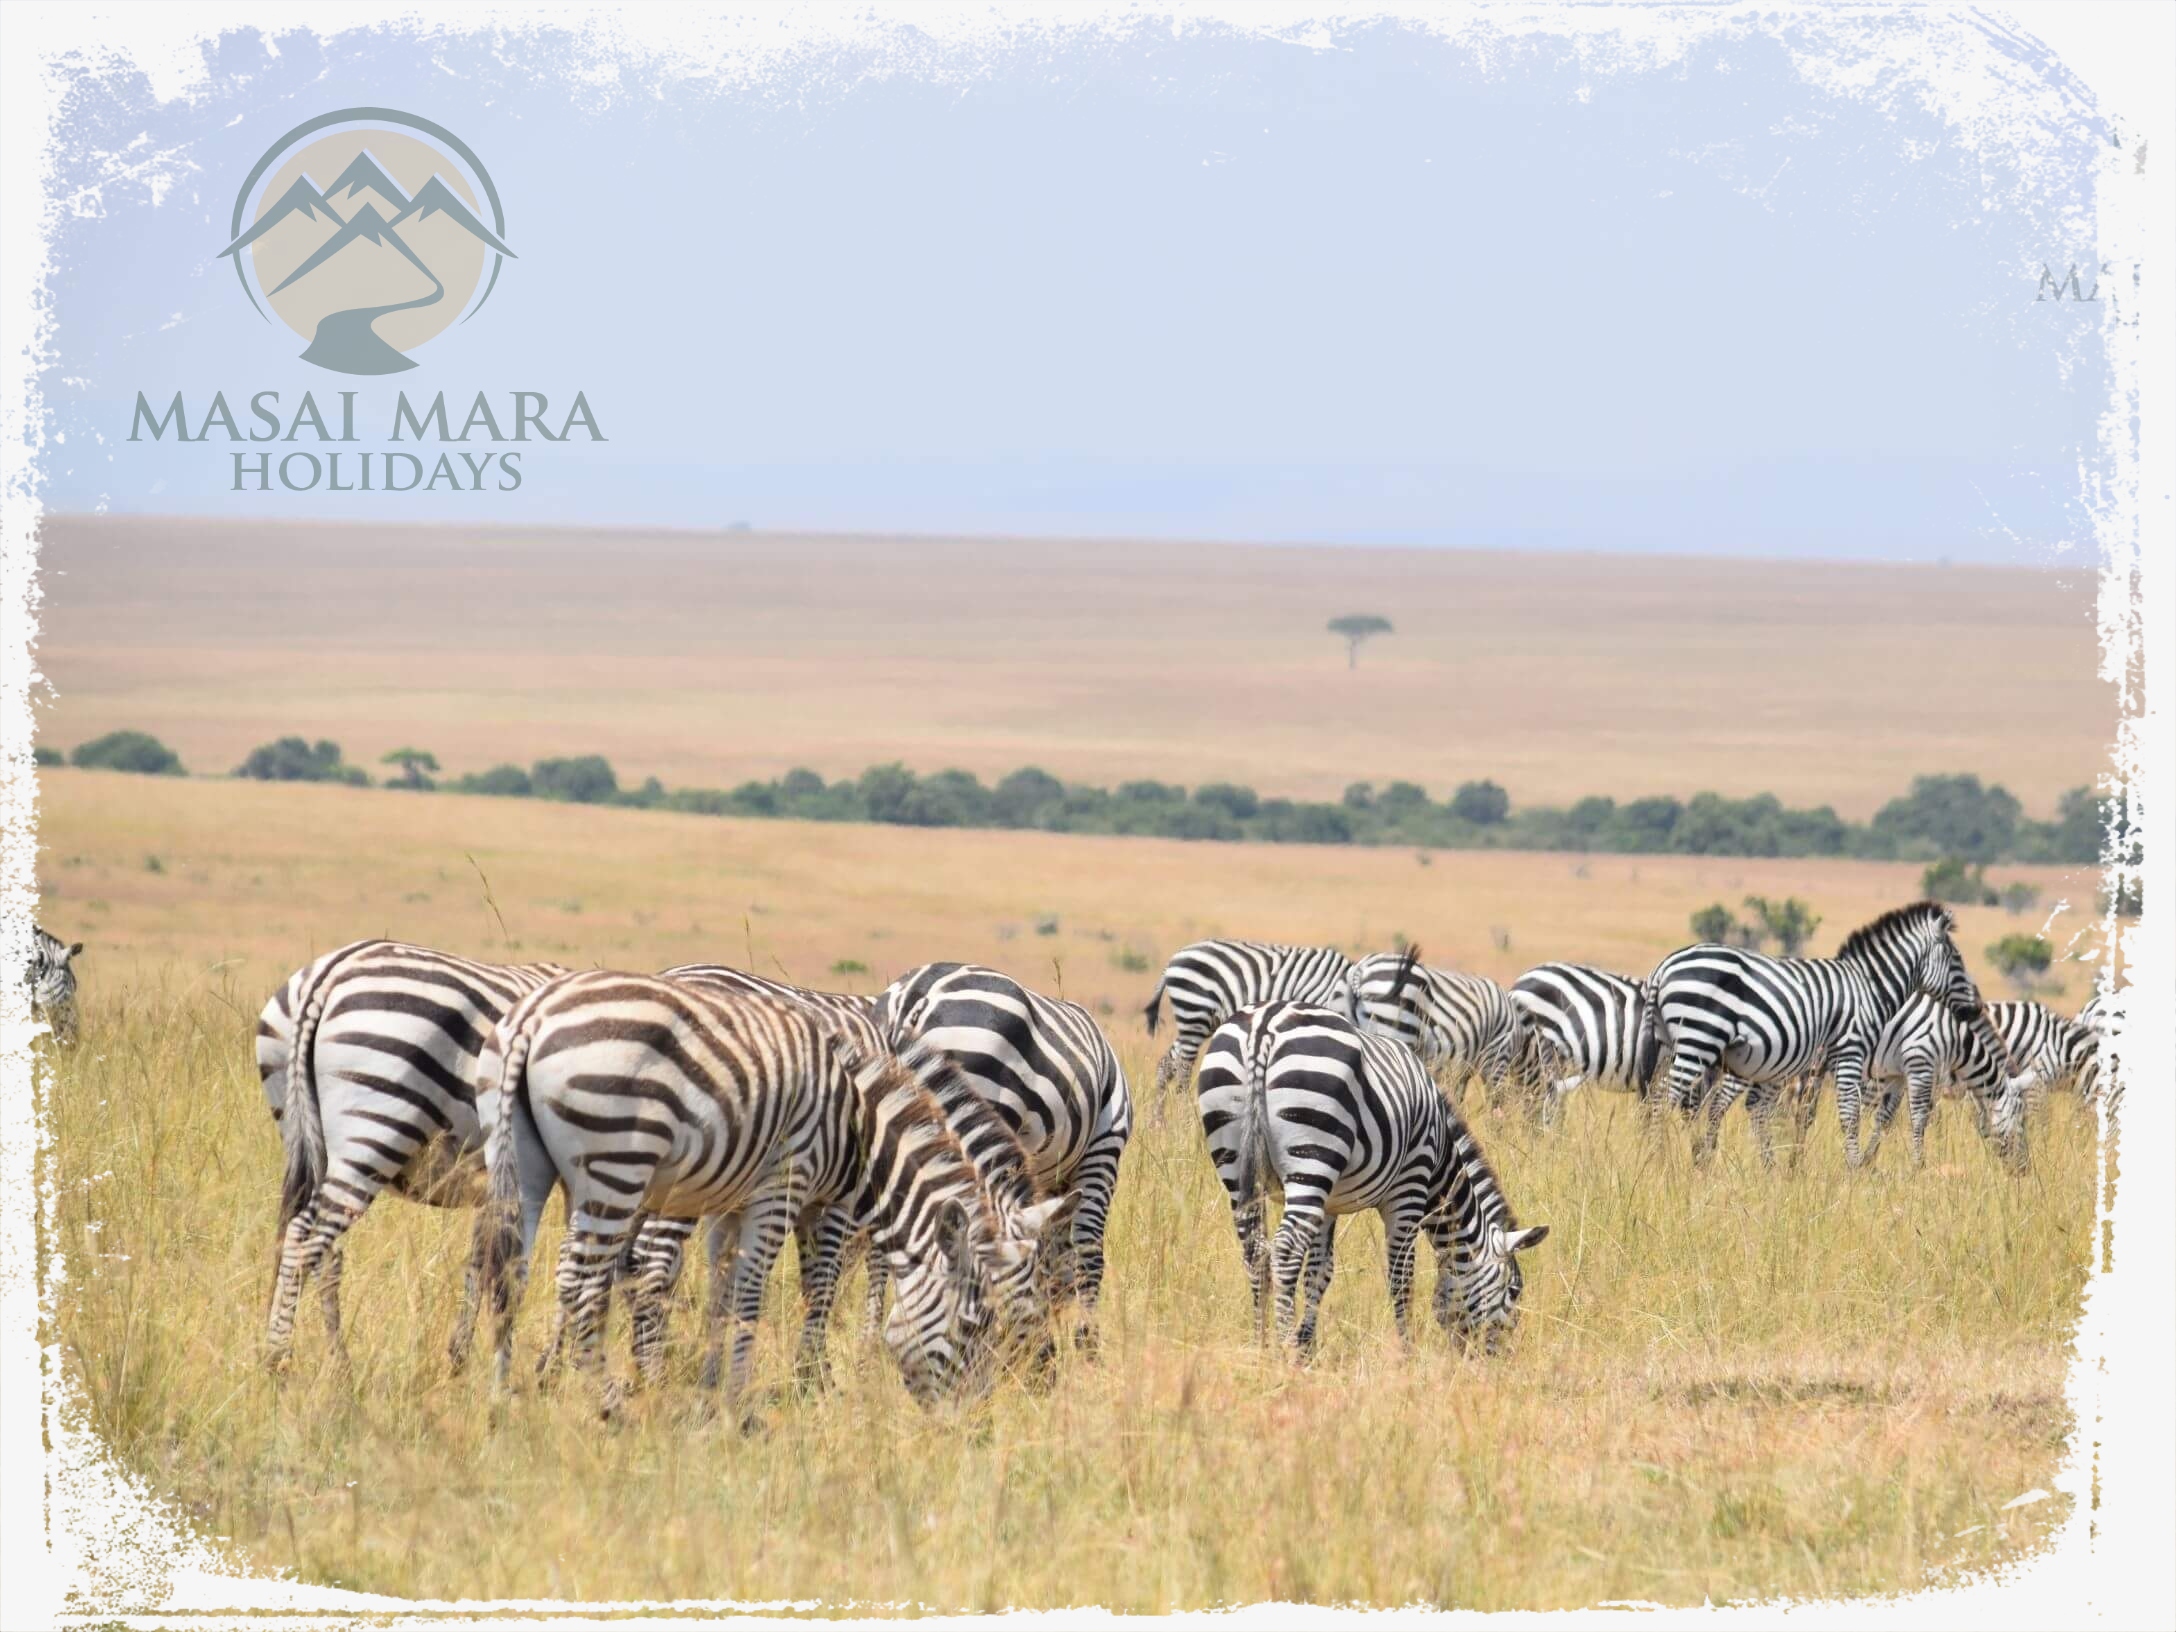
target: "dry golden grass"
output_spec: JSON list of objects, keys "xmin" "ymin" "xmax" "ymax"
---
[
  {"xmin": 39, "ymin": 773, "xmax": 2099, "ymax": 1611},
  {"xmin": 35, "ymin": 515, "xmax": 2112, "ymax": 819}
]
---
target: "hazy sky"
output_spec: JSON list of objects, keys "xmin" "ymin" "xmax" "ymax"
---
[{"xmin": 39, "ymin": 17, "xmax": 2108, "ymax": 562}]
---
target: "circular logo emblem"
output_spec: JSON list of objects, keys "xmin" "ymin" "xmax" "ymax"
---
[{"xmin": 219, "ymin": 108, "xmax": 513, "ymax": 376}]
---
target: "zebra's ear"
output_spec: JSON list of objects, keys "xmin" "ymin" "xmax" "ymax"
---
[
  {"xmin": 935, "ymin": 1198, "xmax": 973, "ymax": 1268},
  {"xmin": 67, "ymin": 942, "xmax": 84, "ymax": 959},
  {"xmin": 1503, "ymin": 1225, "xmax": 1549, "ymax": 1254},
  {"xmin": 1016, "ymin": 1191, "xmax": 1079, "ymax": 1241}
]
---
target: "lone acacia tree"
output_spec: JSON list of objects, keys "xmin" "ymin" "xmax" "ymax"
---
[
  {"xmin": 1328, "ymin": 613, "xmax": 1393, "ymax": 670},
  {"xmin": 381, "ymin": 747, "xmax": 440, "ymax": 790}
]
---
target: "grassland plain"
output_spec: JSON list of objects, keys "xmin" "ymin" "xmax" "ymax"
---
[
  {"xmin": 35, "ymin": 514, "xmax": 2113, "ymax": 819},
  {"xmin": 35, "ymin": 771, "xmax": 2105, "ymax": 1612}
]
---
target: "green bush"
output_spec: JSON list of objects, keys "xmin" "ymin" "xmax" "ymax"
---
[
  {"xmin": 454, "ymin": 763, "xmax": 533, "ymax": 798},
  {"xmin": 235, "ymin": 737, "xmax": 364, "ymax": 785},
  {"xmin": 531, "ymin": 755, "xmax": 618, "ymax": 804},
  {"xmin": 71, "ymin": 730, "xmax": 184, "ymax": 776},
  {"xmin": 33, "ymin": 745, "xmax": 63, "ymax": 768},
  {"xmin": 1871, "ymin": 774, "xmax": 2021, "ymax": 862},
  {"xmin": 1985, "ymin": 933, "xmax": 2052, "ymax": 991},
  {"xmin": 1922, "ymin": 856, "xmax": 1997, "ymax": 907},
  {"xmin": 1450, "ymin": 779, "xmax": 1510, "ymax": 825}
]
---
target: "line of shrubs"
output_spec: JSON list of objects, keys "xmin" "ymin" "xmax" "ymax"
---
[{"xmin": 37, "ymin": 729, "xmax": 2119, "ymax": 869}]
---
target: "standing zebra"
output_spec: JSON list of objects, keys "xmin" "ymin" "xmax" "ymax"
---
[
  {"xmin": 1642, "ymin": 900, "xmax": 1997, "ymax": 1169},
  {"xmin": 1861, "ymin": 994, "xmax": 2032, "ymax": 1169},
  {"xmin": 876, "ymin": 961, "xmax": 1130, "ymax": 1355},
  {"xmin": 1344, "ymin": 949, "xmax": 1524, "ymax": 1110},
  {"xmin": 257, "ymin": 939, "xmax": 568, "ymax": 1372},
  {"xmin": 1143, "ymin": 939, "xmax": 1356, "ymax": 1093},
  {"xmin": 1505, "ymin": 960, "xmax": 1664, "ymax": 1130},
  {"xmin": 481, "ymin": 972, "xmax": 1067, "ymax": 1420},
  {"xmin": 25, "ymin": 925, "xmax": 84, "ymax": 1046},
  {"xmin": 1195, "ymin": 993, "xmax": 1548, "ymax": 1356}
]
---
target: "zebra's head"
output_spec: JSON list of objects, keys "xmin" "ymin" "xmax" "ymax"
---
[
  {"xmin": 883, "ymin": 1198, "xmax": 997, "ymax": 1407},
  {"xmin": 972, "ymin": 1189, "xmax": 1080, "ymax": 1377},
  {"xmin": 27, "ymin": 929, "xmax": 83, "ymax": 1047},
  {"xmin": 1842, "ymin": 902, "xmax": 1984, "ymax": 1017},
  {"xmin": 1945, "ymin": 999, "xmax": 2032, "ymax": 1172},
  {"xmin": 1435, "ymin": 1220, "xmax": 1550, "ymax": 1353}
]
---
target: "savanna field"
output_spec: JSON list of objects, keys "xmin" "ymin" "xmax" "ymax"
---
[{"xmin": 36, "ymin": 770, "xmax": 2110, "ymax": 1612}]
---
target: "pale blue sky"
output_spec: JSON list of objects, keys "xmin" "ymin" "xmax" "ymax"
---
[{"xmin": 40, "ymin": 19, "xmax": 2106, "ymax": 561}]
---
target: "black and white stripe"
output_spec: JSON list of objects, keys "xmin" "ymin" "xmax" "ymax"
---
[
  {"xmin": 256, "ymin": 939, "xmax": 567, "ymax": 1370},
  {"xmin": 1143, "ymin": 939, "xmax": 1357, "ymax": 1092},
  {"xmin": 1862, "ymin": 994, "xmax": 2032, "ymax": 1169},
  {"xmin": 1345, "ymin": 949, "xmax": 1524, "ymax": 1106},
  {"xmin": 876, "ymin": 961, "xmax": 1130, "ymax": 1354},
  {"xmin": 2069, "ymin": 992, "xmax": 2117, "ymax": 1110},
  {"xmin": 1643, "ymin": 901, "xmax": 1995, "ymax": 1168},
  {"xmin": 25, "ymin": 925, "xmax": 83, "ymax": 1047},
  {"xmin": 1195, "ymin": 1000, "xmax": 1547, "ymax": 1355},
  {"xmin": 480, "ymin": 972, "xmax": 1066, "ymax": 1420},
  {"xmin": 1505, "ymin": 962, "xmax": 1650, "ymax": 1124}
]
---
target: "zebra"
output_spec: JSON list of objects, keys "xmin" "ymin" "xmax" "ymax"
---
[
  {"xmin": 1980, "ymin": 999, "xmax": 2092, "ymax": 1114},
  {"xmin": 2069, "ymin": 991, "xmax": 2117, "ymax": 1111},
  {"xmin": 1861, "ymin": 994, "xmax": 2033, "ymax": 1169},
  {"xmin": 1344, "ymin": 949, "xmax": 1525, "ymax": 1112},
  {"xmin": 480, "ymin": 972, "xmax": 1069, "ymax": 1421},
  {"xmin": 637, "ymin": 962, "xmax": 1066, "ymax": 1389},
  {"xmin": 1641, "ymin": 900, "xmax": 1997, "ymax": 1169},
  {"xmin": 25, "ymin": 925, "xmax": 83, "ymax": 1046},
  {"xmin": 1143, "ymin": 939, "xmax": 1356, "ymax": 1093},
  {"xmin": 1195, "ymin": 991, "xmax": 1548, "ymax": 1357},
  {"xmin": 257, "ymin": 939, "xmax": 569, "ymax": 1373},
  {"xmin": 875, "ymin": 961, "xmax": 1130, "ymax": 1357}
]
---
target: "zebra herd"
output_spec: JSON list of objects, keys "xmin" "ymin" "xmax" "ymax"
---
[{"xmin": 19, "ymin": 897, "xmax": 2120, "ymax": 1422}]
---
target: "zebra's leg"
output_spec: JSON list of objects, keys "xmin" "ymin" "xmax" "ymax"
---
[
  {"xmin": 266, "ymin": 1182, "xmax": 370, "ymax": 1374},
  {"xmin": 1293, "ymin": 1217, "xmax": 1339, "ymax": 1360},
  {"xmin": 1064, "ymin": 1130, "xmax": 1125, "ymax": 1357},
  {"xmin": 448, "ymin": 1207, "xmax": 498, "ymax": 1374},
  {"xmin": 706, "ymin": 1188, "xmax": 799, "ymax": 1429},
  {"xmin": 1787, "ymin": 1073, "xmax": 1823, "ymax": 1170},
  {"xmin": 1153, "ymin": 1025, "xmax": 1204, "ymax": 1098},
  {"xmin": 1382, "ymin": 1204, "xmax": 1422, "ymax": 1347},
  {"xmin": 1269, "ymin": 1187, "xmax": 1327, "ymax": 1352},
  {"xmin": 792, "ymin": 1207, "xmax": 856, "ymax": 1393},
  {"xmin": 1746, "ymin": 1079, "xmax": 1782, "ymax": 1169},
  {"xmin": 626, "ymin": 1218, "xmax": 696, "ymax": 1390},
  {"xmin": 695, "ymin": 1213, "xmax": 743, "ymax": 1391},
  {"xmin": 1861, "ymin": 1073, "xmax": 1902, "ymax": 1166},
  {"xmin": 1907, "ymin": 1062, "xmax": 1937, "ymax": 1168},
  {"xmin": 553, "ymin": 1207, "xmax": 634, "ymax": 1422},
  {"xmin": 1229, "ymin": 1185, "xmax": 1273, "ymax": 1342},
  {"xmin": 1833, "ymin": 1046, "xmax": 1872, "ymax": 1169},
  {"xmin": 1693, "ymin": 1073, "xmax": 1747, "ymax": 1167},
  {"xmin": 862, "ymin": 1239, "xmax": 890, "ymax": 1343},
  {"xmin": 316, "ymin": 1241, "xmax": 351, "ymax": 1371}
]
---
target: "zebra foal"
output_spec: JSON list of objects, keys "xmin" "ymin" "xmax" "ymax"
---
[{"xmin": 24, "ymin": 925, "xmax": 84, "ymax": 1046}]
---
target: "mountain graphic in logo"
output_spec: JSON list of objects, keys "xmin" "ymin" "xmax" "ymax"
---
[{"xmin": 219, "ymin": 110, "xmax": 513, "ymax": 375}]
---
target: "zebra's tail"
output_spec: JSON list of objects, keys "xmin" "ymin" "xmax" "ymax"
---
[
  {"xmin": 481, "ymin": 1019, "xmax": 540, "ymax": 1318},
  {"xmin": 1143, "ymin": 974, "xmax": 1167, "ymax": 1036},
  {"xmin": 1236, "ymin": 1016, "xmax": 1276, "ymax": 1340},
  {"xmin": 1631, "ymin": 981, "xmax": 1666, "ymax": 1099},
  {"xmin": 277, "ymin": 958, "xmax": 345, "ymax": 1236}
]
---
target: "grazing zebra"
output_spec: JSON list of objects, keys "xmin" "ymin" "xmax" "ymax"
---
[
  {"xmin": 1345, "ymin": 949, "xmax": 1524, "ymax": 1109},
  {"xmin": 2069, "ymin": 991, "xmax": 2117, "ymax": 1110},
  {"xmin": 1195, "ymin": 993, "xmax": 1548, "ymax": 1356},
  {"xmin": 480, "ymin": 972, "xmax": 1068, "ymax": 1420},
  {"xmin": 1979, "ymin": 1000, "xmax": 2092, "ymax": 1113},
  {"xmin": 641, "ymin": 962, "xmax": 1063, "ymax": 1388},
  {"xmin": 1862, "ymin": 994, "xmax": 2033, "ymax": 1169},
  {"xmin": 1642, "ymin": 900, "xmax": 1996, "ymax": 1169},
  {"xmin": 256, "ymin": 939, "xmax": 567, "ymax": 1372},
  {"xmin": 1143, "ymin": 939, "xmax": 1356, "ymax": 1093},
  {"xmin": 876, "ymin": 961, "xmax": 1130, "ymax": 1356},
  {"xmin": 25, "ymin": 925, "xmax": 83, "ymax": 1046}
]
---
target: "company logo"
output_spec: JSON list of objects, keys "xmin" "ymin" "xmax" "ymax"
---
[{"xmin": 219, "ymin": 108, "xmax": 513, "ymax": 375}]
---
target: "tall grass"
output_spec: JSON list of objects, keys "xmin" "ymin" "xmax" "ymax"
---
[{"xmin": 47, "ymin": 980, "xmax": 2092, "ymax": 1611}]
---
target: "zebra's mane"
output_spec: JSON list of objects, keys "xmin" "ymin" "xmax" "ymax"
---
[
  {"xmin": 909, "ymin": 1048, "xmax": 1047, "ymax": 1211},
  {"xmin": 1438, "ymin": 1106, "xmax": 1519, "ymax": 1232},
  {"xmin": 858, "ymin": 1039, "xmax": 1008, "ymax": 1241},
  {"xmin": 1835, "ymin": 900, "xmax": 1957, "ymax": 963}
]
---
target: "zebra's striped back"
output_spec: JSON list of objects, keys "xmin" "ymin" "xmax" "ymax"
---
[
  {"xmin": 1346, "ymin": 949, "xmax": 1521, "ymax": 1089},
  {"xmin": 1144, "ymin": 938, "xmax": 1356, "ymax": 1091},
  {"xmin": 1197, "ymin": 1001, "xmax": 1546, "ymax": 1350},
  {"xmin": 483, "ymin": 972, "xmax": 1057, "ymax": 1411},
  {"xmin": 1507, "ymin": 962, "xmax": 1647, "ymax": 1095},
  {"xmin": 25, "ymin": 924, "xmax": 83, "ymax": 1046}
]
